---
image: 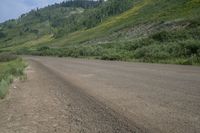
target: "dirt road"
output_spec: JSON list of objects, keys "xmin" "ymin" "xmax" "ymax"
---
[{"xmin": 0, "ymin": 56, "xmax": 200, "ymax": 133}]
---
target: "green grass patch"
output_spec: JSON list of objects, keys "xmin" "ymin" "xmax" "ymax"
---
[{"xmin": 0, "ymin": 58, "xmax": 26, "ymax": 99}]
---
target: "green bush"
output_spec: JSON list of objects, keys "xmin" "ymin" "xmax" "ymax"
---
[
  {"xmin": 37, "ymin": 46, "xmax": 50, "ymax": 51},
  {"xmin": 0, "ymin": 52, "xmax": 17, "ymax": 62},
  {"xmin": 151, "ymin": 30, "xmax": 190, "ymax": 42},
  {"xmin": 151, "ymin": 31, "xmax": 173, "ymax": 42},
  {"xmin": 101, "ymin": 53, "xmax": 122, "ymax": 60},
  {"xmin": 0, "ymin": 31, "xmax": 6, "ymax": 38},
  {"xmin": 188, "ymin": 19, "xmax": 200, "ymax": 28},
  {"xmin": 100, "ymin": 49, "xmax": 131, "ymax": 61},
  {"xmin": 121, "ymin": 39, "xmax": 154, "ymax": 51},
  {"xmin": 134, "ymin": 44, "xmax": 170, "ymax": 62},
  {"xmin": 16, "ymin": 48, "xmax": 31, "ymax": 55},
  {"xmin": 181, "ymin": 40, "xmax": 200, "ymax": 56}
]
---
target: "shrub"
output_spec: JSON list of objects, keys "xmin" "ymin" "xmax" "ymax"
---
[
  {"xmin": 101, "ymin": 49, "xmax": 125, "ymax": 61},
  {"xmin": 16, "ymin": 48, "xmax": 31, "ymax": 55},
  {"xmin": 37, "ymin": 46, "xmax": 50, "ymax": 51},
  {"xmin": 122, "ymin": 39, "xmax": 152, "ymax": 51},
  {"xmin": 151, "ymin": 31, "xmax": 172, "ymax": 42},
  {"xmin": 0, "ymin": 52, "xmax": 17, "ymax": 62},
  {"xmin": 134, "ymin": 44, "xmax": 170, "ymax": 62},
  {"xmin": 0, "ymin": 31, "xmax": 6, "ymax": 38},
  {"xmin": 101, "ymin": 53, "xmax": 122, "ymax": 60},
  {"xmin": 151, "ymin": 30, "xmax": 190, "ymax": 42},
  {"xmin": 188, "ymin": 19, "xmax": 200, "ymax": 28},
  {"xmin": 181, "ymin": 40, "xmax": 200, "ymax": 56}
]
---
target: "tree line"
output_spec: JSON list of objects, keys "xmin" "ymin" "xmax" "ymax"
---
[
  {"xmin": 53, "ymin": 0, "xmax": 135, "ymax": 37},
  {"xmin": 60, "ymin": 0, "xmax": 104, "ymax": 8}
]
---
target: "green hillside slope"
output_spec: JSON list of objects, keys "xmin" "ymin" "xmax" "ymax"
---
[
  {"xmin": 0, "ymin": 0, "xmax": 200, "ymax": 65},
  {"xmin": 62, "ymin": 0, "xmax": 200, "ymax": 44}
]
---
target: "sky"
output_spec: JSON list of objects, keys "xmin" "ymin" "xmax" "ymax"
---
[{"xmin": 0, "ymin": 0, "xmax": 65, "ymax": 23}]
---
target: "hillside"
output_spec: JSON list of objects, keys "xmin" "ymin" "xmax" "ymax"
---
[{"xmin": 0, "ymin": 0, "xmax": 200, "ymax": 65}]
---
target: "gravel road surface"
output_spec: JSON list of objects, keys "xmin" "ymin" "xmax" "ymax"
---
[{"xmin": 0, "ymin": 56, "xmax": 200, "ymax": 133}]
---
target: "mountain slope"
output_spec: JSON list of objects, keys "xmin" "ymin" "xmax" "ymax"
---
[
  {"xmin": 54, "ymin": 0, "xmax": 200, "ymax": 45},
  {"xmin": 0, "ymin": 0, "xmax": 200, "ymax": 65}
]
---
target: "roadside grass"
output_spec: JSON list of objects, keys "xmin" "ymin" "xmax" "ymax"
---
[
  {"xmin": 20, "ymin": 20, "xmax": 200, "ymax": 65},
  {"xmin": 0, "ymin": 54, "xmax": 26, "ymax": 99}
]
